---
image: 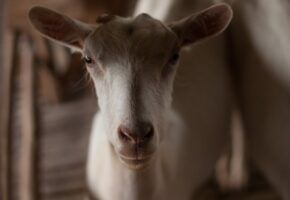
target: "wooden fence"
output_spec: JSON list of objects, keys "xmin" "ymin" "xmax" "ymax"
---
[
  {"xmin": 0, "ymin": 22, "xmax": 96, "ymax": 200},
  {"xmin": 0, "ymin": 1, "xmax": 95, "ymax": 199}
]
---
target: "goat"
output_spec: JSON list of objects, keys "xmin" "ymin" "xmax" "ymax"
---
[{"xmin": 29, "ymin": 3, "xmax": 233, "ymax": 200}]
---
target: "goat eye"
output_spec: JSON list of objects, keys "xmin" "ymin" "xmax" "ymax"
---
[
  {"xmin": 169, "ymin": 53, "xmax": 180, "ymax": 65},
  {"xmin": 84, "ymin": 56, "xmax": 93, "ymax": 64}
]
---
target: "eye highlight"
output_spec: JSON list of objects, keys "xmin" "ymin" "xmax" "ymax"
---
[{"xmin": 83, "ymin": 55, "xmax": 94, "ymax": 65}]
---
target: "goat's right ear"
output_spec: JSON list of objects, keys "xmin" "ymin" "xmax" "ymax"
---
[{"xmin": 29, "ymin": 6, "xmax": 94, "ymax": 52}]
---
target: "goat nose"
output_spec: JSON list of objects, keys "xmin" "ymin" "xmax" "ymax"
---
[{"xmin": 118, "ymin": 122, "xmax": 154, "ymax": 143}]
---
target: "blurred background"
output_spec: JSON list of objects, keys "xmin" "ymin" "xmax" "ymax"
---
[{"xmin": 0, "ymin": 0, "xmax": 289, "ymax": 200}]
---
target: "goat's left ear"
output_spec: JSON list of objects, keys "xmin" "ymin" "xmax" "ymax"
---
[{"xmin": 169, "ymin": 3, "xmax": 233, "ymax": 47}]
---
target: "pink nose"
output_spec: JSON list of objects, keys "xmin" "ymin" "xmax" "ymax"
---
[{"xmin": 118, "ymin": 122, "xmax": 154, "ymax": 144}]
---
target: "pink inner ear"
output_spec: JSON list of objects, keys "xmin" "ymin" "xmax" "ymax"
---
[
  {"xmin": 30, "ymin": 7, "xmax": 78, "ymax": 43},
  {"xmin": 40, "ymin": 18, "xmax": 69, "ymax": 40},
  {"xmin": 193, "ymin": 5, "xmax": 232, "ymax": 39}
]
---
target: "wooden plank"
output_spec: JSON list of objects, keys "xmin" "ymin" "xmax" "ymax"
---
[
  {"xmin": 0, "ymin": 0, "xmax": 7, "ymax": 199},
  {"xmin": 18, "ymin": 34, "xmax": 38, "ymax": 200},
  {"xmin": 0, "ymin": 1, "xmax": 16, "ymax": 198},
  {"xmin": 39, "ymin": 98, "xmax": 95, "ymax": 199},
  {"xmin": 0, "ymin": 0, "xmax": 5, "ymax": 197}
]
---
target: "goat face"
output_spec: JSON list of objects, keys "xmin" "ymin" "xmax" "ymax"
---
[
  {"xmin": 29, "ymin": 4, "xmax": 232, "ymax": 169},
  {"xmin": 84, "ymin": 15, "xmax": 179, "ymax": 168}
]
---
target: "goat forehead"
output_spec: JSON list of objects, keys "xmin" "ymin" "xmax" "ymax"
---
[{"xmin": 85, "ymin": 15, "xmax": 178, "ymax": 64}]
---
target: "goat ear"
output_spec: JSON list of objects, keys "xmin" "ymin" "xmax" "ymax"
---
[
  {"xmin": 29, "ymin": 6, "xmax": 94, "ymax": 52},
  {"xmin": 169, "ymin": 3, "xmax": 233, "ymax": 47}
]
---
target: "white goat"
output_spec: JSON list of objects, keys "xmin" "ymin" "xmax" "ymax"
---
[{"xmin": 29, "ymin": 3, "xmax": 233, "ymax": 200}]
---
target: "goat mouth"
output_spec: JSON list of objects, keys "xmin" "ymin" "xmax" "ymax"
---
[{"xmin": 119, "ymin": 155, "xmax": 153, "ymax": 169}]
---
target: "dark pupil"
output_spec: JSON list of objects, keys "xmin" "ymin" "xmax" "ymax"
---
[{"xmin": 84, "ymin": 56, "xmax": 92, "ymax": 64}]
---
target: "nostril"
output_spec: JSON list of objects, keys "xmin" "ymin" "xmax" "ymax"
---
[
  {"xmin": 140, "ymin": 123, "xmax": 154, "ymax": 142},
  {"xmin": 118, "ymin": 126, "xmax": 134, "ymax": 142},
  {"xmin": 119, "ymin": 130, "xmax": 130, "ymax": 141},
  {"xmin": 144, "ymin": 124, "xmax": 154, "ymax": 139},
  {"xmin": 118, "ymin": 122, "xmax": 154, "ymax": 143}
]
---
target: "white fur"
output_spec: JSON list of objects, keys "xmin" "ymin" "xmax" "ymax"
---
[
  {"xmin": 86, "ymin": 1, "xmax": 233, "ymax": 200},
  {"xmin": 87, "ymin": 111, "xmax": 188, "ymax": 200},
  {"xmin": 133, "ymin": 0, "xmax": 174, "ymax": 20}
]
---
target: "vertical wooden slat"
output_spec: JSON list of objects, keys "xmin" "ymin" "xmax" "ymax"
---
[
  {"xmin": 0, "ymin": 0, "xmax": 14, "ymax": 199},
  {"xmin": 0, "ymin": 0, "xmax": 7, "ymax": 199},
  {"xmin": 18, "ymin": 34, "xmax": 38, "ymax": 200},
  {"xmin": 0, "ymin": 0, "xmax": 4, "ymax": 197}
]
